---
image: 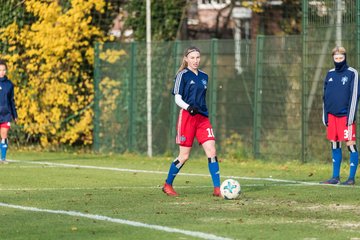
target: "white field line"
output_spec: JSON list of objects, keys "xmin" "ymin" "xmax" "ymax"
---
[
  {"xmin": 7, "ymin": 159, "xmax": 360, "ymax": 188},
  {"xmin": 0, "ymin": 165, "xmax": 58, "ymax": 168},
  {"xmin": 0, "ymin": 202, "xmax": 232, "ymax": 240}
]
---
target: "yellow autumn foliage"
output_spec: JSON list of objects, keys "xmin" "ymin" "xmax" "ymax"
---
[{"xmin": 0, "ymin": 0, "xmax": 115, "ymax": 147}]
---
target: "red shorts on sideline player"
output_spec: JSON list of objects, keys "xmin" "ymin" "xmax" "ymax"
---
[
  {"xmin": 327, "ymin": 113, "xmax": 356, "ymax": 141},
  {"xmin": 0, "ymin": 122, "xmax": 11, "ymax": 129},
  {"xmin": 176, "ymin": 109, "xmax": 215, "ymax": 147}
]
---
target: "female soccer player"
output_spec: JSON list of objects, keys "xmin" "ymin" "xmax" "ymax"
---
[
  {"xmin": 0, "ymin": 60, "xmax": 17, "ymax": 164},
  {"xmin": 321, "ymin": 46, "xmax": 359, "ymax": 185},
  {"xmin": 162, "ymin": 46, "xmax": 221, "ymax": 196}
]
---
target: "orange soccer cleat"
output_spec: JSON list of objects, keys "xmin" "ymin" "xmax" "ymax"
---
[
  {"xmin": 213, "ymin": 187, "xmax": 221, "ymax": 197},
  {"xmin": 162, "ymin": 183, "xmax": 179, "ymax": 196}
]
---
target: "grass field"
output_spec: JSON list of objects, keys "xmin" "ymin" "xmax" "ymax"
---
[{"xmin": 1, "ymin": 151, "xmax": 360, "ymax": 240}]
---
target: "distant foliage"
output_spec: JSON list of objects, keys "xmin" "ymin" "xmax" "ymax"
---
[
  {"xmin": 0, "ymin": 0, "xmax": 114, "ymax": 147},
  {"xmin": 278, "ymin": 0, "xmax": 302, "ymax": 34},
  {"xmin": 124, "ymin": 0, "xmax": 187, "ymax": 41}
]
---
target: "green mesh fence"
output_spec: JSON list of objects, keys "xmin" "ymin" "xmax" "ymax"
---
[
  {"xmin": 94, "ymin": 1, "xmax": 360, "ymax": 162},
  {"xmin": 94, "ymin": 41, "xmax": 177, "ymax": 154},
  {"xmin": 253, "ymin": 35, "xmax": 302, "ymax": 160},
  {"xmin": 93, "ymin": 39, "xmax": 256, "ymax": 156}
]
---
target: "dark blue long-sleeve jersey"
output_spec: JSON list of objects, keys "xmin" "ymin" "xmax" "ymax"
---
[
  {"xmin": 172, "ymin": 68, "xmax": 209, "ymax": 117},
  {"xmin": 323, "ymin": 61, "xmax": 359, "ymax": 126},
  {"xmin": 0, "ymin": 76, "xmax": 17, "ymax": 123}
]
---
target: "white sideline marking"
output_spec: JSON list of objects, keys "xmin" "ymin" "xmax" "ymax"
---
[
  {"xmin": 0, "ymin": 202, "xmax": 232, "ymax": 240},
  {"xmin": 8, "ymin": 159, "xmax": 307, "ymax": 184},
  {"xmin": 0, "ymin": 165, "xmax": 57, "ymax": 169},
  {"xmin": 7, "ymin": 159, "xmax": 359, "ymax": 188}
]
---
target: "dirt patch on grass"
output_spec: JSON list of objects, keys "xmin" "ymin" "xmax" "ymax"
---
[
  {"xmin": 304, "ymin": 203, "xmax": 360, "ymax": 214},
  {"xmin": 199, "ymin": 216, "xmax": 360, "ymax": 231}
]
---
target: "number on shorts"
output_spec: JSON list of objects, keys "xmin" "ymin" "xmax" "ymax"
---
[
  {"xmin": 344, "ymin": 129, "xmax": 349, "ymax": 139},
  {"xmin": 206, "ymin": 128, "xmax": 215, "ymax": 137}
]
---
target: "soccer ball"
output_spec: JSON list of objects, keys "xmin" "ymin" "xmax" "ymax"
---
[{"xmin": 220, "ymin": 179, "xmax": 241, "ymax": 200}]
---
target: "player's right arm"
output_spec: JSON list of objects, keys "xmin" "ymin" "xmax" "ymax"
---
[
  {"xmin": 173, "ymin": 70, "xmax": 189, "ymax": 110},
  {"xmin": 175, "ymin": 94, "xmax": 198, "ymax": 116},
  {"xmin": 175, "ymin": 94, "xmax": 189, "ymax": 110},
  {"xmin": 172, "ymin": 70, "xmax": 198, "ymax": 116}
]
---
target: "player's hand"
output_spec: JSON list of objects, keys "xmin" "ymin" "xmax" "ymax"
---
[{"xmin": 187, "ymin": 106, "xmax": 199, "ymax": 116}]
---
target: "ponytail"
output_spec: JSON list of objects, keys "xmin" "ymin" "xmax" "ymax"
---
[{"xmin": 176, "ymin": 58, "xmax": 187, "ymax": 74}]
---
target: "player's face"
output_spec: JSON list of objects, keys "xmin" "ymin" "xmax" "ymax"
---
[
  {"xmin": 0, "ymin": 65, "xmax": 6, "ymax": 78},
  {"xmin": 185, "ymin": 51, "xmax": 200, "ymax": 71},
  {"xmin": 333, "ymin": 54, "xmax": 345, "ymax": 63}
]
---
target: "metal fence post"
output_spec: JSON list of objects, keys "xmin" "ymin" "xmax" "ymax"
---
[
  {"xmin": 355, "ymin": 0, "xmax": 360, "ymax": 142},
  {"xmin": 210, "ymin": 38, "xmax": 218, "ymax": 131},
  {"xmin": 128, "ymin": 42, "xmax": 137, "ymax": 152},
  {"xmin": 356, "ymin": 0, "xmax": 360, "ymax": 69},
  {"xmin": 357, "ymin": 0, "xmax": 360, "ymax": 69},
  {"xmin": 93, "ymin": 42, "xmax": 101, "ymax": 152},
  {"xmin": 253, "ymin": 35, "xmax": 264, "ymax": 158},
  {"xmin": 169, "ymin": 40, "xmax": 179, "ymax": 152},
  {"xmin": 301, "ymin": 0, "xmax": 308, "ymax": 163}
]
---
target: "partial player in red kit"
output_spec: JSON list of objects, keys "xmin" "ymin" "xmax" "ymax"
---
[{"xmin": 0, "ymin": 60, "xmax": 18, "ymax": 164}]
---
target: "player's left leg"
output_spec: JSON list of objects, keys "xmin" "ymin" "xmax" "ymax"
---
[
  {"xmin": 196, "ymin": 116, "xmax": 221, "ymax": 196},
  {"xmin": 342, "ymin": 140, "xmax": 358, "ymax": 185},
  {"xmin": 341, "ymin": 122, "xmax": 358, "ymax": 185},
  {"xmin": 202, "ymin": 140, "xmax": 221, "ymax": 196}
]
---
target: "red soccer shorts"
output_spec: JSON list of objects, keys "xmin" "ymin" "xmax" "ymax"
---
[
  {"xmin": 176, "ymin": 109, "xmax": 215, "ymax": 147},
  {"xmin": 0, "ymin": 122, "xmax": 11, "ymax": 129},
  {"xmin": 327, "ymin": 113, "xmax": 356, "ymax": 141}
]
